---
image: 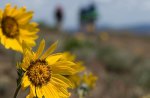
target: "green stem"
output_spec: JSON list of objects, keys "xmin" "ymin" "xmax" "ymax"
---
[{"xmin": 13, "ymin": 82, "xmax": 21, "ymax": 98}]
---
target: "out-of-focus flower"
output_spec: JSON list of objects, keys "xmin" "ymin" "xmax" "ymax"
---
[
  {"xmin": 0, "ymin": 4, "xmax": 39, "ymax": 52},
  {"xmin": 82, "ymin": 72, "xmax": 97, "ymax": 89},
  {"xmin": 77, "ymin": 72, "xmax": 97, "ymax": 98},
  {"xmin": 20, "ymin": 40, "xmax": 81, "ymax": 98}
]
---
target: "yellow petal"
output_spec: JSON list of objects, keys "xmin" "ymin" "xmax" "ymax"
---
[
  {"xmin": 21, "ymin": 74, "xmax": 31, "ymax": 90},
  {"xmin": 19, "ymin": 28, "xmax": 38, "ymax": 37},
  {"xmin": 13, "ymin": 6, "xmax": 26, "ymax": 18},
  {"xmin": 0, "ymin": 9, "xmax": 2, "ymax": 22},
  {"xmin": 22, "ymin": 40, "xmax": 30, "ymax": 52},
  {"xmin": 51, "ymin": 74, "xmax": 73, "ymax": 88},
  {"xmin": 46, "ymin": 53, "xmax": 62, "ymax": 65},
  {"xmin": 8, "ymin": 5, "xmax": 17, "ymax": 16},
  {"xmin": 26, "ymin": 85, "xmax": 36, "ymax": 98},
  {"xmin": 17, "ymin": 11, "xmax": 33, "ymax": 25},
  {"xmin": 21, "ymin": 49, "xmax": 33, "ymax": 70},
  {"xmin": 35, "ymin": 39, "xmax": 45, "ymax": 59},
  {"xmin": 3, "ymin": 4, "xmax": 11, "ymax": 17},
  {"xmin": 20, "ymin": 22, "xmax": 39, "ymax": 32},
  {"xmin": 1, "ymin": 37, "xmax": 22, "ymax": 52},
  {"xmin": 40, "ymin": 41, "xmax": 58, "ymax": 59},
  {"xmin": 51, "ymin": 61, "xmax": 77, "ymax": 75},
  {"xmin": 0, "ymin": 28, "xmax": 3, "ymax": 36},
  {"xmin": 58, "ymin": 87, "xmax": 70, "ymax": 98},
  {"xmin": 43, "ymin": 83, "xmax": 60, "ymax": 98},
  {"xmin": 36, "ymin": 87, "xmax": 44, "ymax": 98}
]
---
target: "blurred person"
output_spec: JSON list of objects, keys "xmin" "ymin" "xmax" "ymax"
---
[
  {"xmin": 55, "ymin": 5, "xmax": 63, "ymax": 32},
  {"xmin": 86, "ymin": 3, "xmax": 98, "ymax": 34},
  {"xmin": 88, "ymin": 3, "xmax": 98, "ymax": 24},
  {"xmin": 79, "ymin": 3, "xmax": 98, "ymax": 34}
]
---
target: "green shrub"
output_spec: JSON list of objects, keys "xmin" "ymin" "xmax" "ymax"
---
[{"xmin": 97, "ymin": 46, "xmax": 135, "ymax": 73}]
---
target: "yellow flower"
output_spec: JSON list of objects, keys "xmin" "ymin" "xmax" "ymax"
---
[
  {"xmin": 82, "ymin": 73, "xmax": 97, "ymax": 89},
  {"xmin": 0, "ymin": 4, "xmax": 39, "ymax": 52},
  {"xmin": 20, "ymin": 40, "xmax": 80, "ymax": 98}
]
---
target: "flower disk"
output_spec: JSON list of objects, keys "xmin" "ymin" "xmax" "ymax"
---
[
  {"xmin": 1, "ymin": 16, "xmax": 19, "ymax": 38},
  {"xmin": 27, "ymin": 60, "xmax": 51, "ymax": 86}
]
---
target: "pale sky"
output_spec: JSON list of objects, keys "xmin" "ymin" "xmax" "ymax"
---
[{"xmin": 0, "ymin": 0, "xmax": 150, "ymax": 29}]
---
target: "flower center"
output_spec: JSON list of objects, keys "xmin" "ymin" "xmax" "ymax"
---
[
  {"xmin": 1, "ymin": 16, "xmax": 19, "ymax": 38},
  {"xmin": 27, "ymin": 60, "xmax": 51, "ymax": 86}
]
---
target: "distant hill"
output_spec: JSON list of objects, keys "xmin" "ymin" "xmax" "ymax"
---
[
  {"xmin": 98, "ymin": 24, "xmax": 150, "ymax": 35},
  {"xmin": 126, "ymin": 24, "xmax": 150, "ymax": 34}
]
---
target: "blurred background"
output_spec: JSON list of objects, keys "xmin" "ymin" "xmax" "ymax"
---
[{"xmin": 0, "ymin": 0, "xmax": 150, "ymax": 98}]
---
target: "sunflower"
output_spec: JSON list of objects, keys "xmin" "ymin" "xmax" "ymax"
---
[
  {"xmin": 20, "ymin": 40, "xmax": 80, "ymax": 98},
  {"xmin": 0, "ymin": 4, "xmax": 39, "ymax": 52}
]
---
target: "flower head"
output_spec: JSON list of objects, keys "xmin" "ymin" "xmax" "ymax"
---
[
  {"xmin": 76, "ymin": 72, "xmax": 97, "ymax": 98},
  {"xmin": 20, "ymin": 40, "xmax": 80, "ymax": 98},
  {"xmin": 0, "ymin": 4, "xmax": 39, "ymax": 52}
]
